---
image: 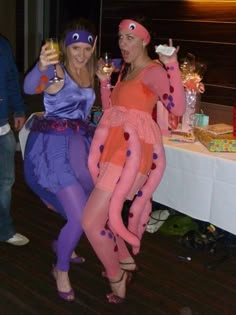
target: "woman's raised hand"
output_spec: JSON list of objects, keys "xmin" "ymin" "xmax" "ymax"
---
[
  {"xmin": 156, "ymin": 38, "xmax": 179, "ymax": 65},
  {"xmin": 96, "ymin": 58, "xmax": 107, "ymax": 81},
  {"xmin": 39, "ymin": 43, "xmax": 59, "ymax": 71},
  {"xmin": 96, "ymin": 57, "xmax": 116, "ymax": 83}
]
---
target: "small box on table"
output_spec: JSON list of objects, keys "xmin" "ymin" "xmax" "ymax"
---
[{"xmin": 194, "ymin": 124, "xmax": 236, "ymax": 152}]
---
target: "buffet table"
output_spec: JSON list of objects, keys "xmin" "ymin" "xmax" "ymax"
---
[{"xmin": 153, "ymin": 137, "xmax": 236, "ymax": 235}]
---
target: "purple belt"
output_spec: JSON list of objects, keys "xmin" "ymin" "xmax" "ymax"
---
[{"xmin": 28, "ymin": 116, "xmax": 95, "ymax": 137}]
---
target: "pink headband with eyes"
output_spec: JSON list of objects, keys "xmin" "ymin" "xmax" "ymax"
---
[{"xmin": 119, "ymin": 19, "xmax": 151, "ymax": 44}]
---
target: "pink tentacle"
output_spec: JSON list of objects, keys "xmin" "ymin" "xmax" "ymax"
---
[
  {"xmin": 138, "ymin": 199, "xmax": 152, "ymax": 239},
  {"xmin": 128, "ymin": 198, "xmax": 152, "ymax": 240},
  {"xmin": 131, "ymin": 199, "xmax": 152, "ymax": 255},
  {"xmin": 88, "ymin": 124, "xmax": 109, "ymax": 183},
  {"xmin": 128, "ymin": 143, "xmax": 166, "ymax": 254},
  {"xmin": 141, "ymin": 143, "xmax": 166, "ymax": 198},
  {"xmin": 109, "ymin": 124, "xmax": 141, "ymax": 247}
]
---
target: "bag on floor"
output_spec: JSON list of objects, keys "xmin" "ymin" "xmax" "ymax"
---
[{"xmin": 159, "ymin": 214, "xmax": 198, "ymax": 236}]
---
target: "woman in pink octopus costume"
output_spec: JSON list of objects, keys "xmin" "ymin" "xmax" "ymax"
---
[{"xmin": 82, "ymin": 17, "xmax": 185, "ymax": 303}]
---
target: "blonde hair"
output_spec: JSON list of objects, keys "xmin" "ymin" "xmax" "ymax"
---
[{"xmin": 60, "ymin": 18, "xmax": 97, "ymax": 88}]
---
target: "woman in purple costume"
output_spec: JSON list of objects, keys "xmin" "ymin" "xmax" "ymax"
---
[{"xmin": 23, "ymin": 18, "xmax": 97, "ymax": 301}]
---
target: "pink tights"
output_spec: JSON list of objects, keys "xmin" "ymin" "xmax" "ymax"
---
[
  {"xmin": 82, "ymin": 145, "xmax": 166, "ymax": 278},
  {"xmin": 82, "ymin": 188, "xmax": 132, "ymax": 279}
]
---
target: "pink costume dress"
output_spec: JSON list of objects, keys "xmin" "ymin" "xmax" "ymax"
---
[{"xmin": 88, "ymin": 60, "xmax": 185, "ymax": 253}]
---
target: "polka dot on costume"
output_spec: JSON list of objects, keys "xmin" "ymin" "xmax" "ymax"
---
[
  {"xmin": 99, "ymin": 145, "xmax": 104, "ymax": 153},
  {"xmin": 170, "ymin": 86, "xmax": 174, "ymax": 93},
  {"xmin": 41, "ymin": 75, "xmax": 49, "ymax": 83},
  {"xmin": 124, "ymin": 132, "xmax": 130, "ymax": 140},
  {"xmin": 114, "ymin": 245, "xmax": 118, "ymax": 252},
  {"xmin": 100, "ymin": 230, "xmax": 106, "ymax": 236},
  {"xmin": 129, "ymin": 212, "xmax": 134, "ymax": 218},
  {"xmin": 163, "ymin": 93, "xmax": 168, "ymax": 100},
  {"xmin": 137, "ymin": 190, "xmax": 143, "ymax": 197},
  {"xmin": 153, "ymin": 152, "xmax": 158, "ymax": 160},
  {"xmin": 168, "ymin": 95, "xmax": 173, "ymax": 101},
  {"xmin": 127, "ymin": 150, "xmax": 131, "ymax": 157},
  {"xmin": 167, "ymin": 103, "xmax": 172, "ymax": 111},
  {"xmin": 151, "ymin": 163, "xmax": 156, "ymax": 170},
  {"xmin": 36, "ymin": 83, "xmax": 45, "ymax": 94}
]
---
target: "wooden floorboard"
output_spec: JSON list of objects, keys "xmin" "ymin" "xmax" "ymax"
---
[{"xmin": 1, "ymin": 152, "xmax": 236, "ymax": 315}]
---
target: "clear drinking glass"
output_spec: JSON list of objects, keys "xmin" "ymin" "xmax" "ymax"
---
[
  {"xmin": 102, "ymin": 52, "xmax": 113, "ymax": 88},
  {"xmin": 46, "ymin": 38, "xmax": 64, "ymax": 83}
]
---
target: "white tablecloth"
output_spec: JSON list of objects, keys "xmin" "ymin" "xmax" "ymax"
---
[{"xmin": 153, "ymin": 137, "xmax": 236, "ymax": 235}]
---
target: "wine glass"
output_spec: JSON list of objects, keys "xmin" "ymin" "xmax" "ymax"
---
[
  {"xmin": 102, "ymin": 52, "xmax": 113, "ymax": 88},
  {"xmin": 46, "ymin": 38, "xmax": 64, "ymax": 83}
]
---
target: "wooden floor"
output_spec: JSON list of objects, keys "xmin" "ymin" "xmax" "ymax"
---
[{"xmin": 1, "ymin": 152, "xmax": 236, "ymax": 315}]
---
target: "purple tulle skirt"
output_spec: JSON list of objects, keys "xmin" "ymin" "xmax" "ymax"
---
[{"xmin": 24, "ymin": 117, "xmax": 95, "ymax": 195}]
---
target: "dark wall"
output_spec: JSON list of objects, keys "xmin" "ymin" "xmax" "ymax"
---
[
  {"xmin": 52, "ymin": 0, "xmax": 101, "ymax": 35},
  {"xmin": 16, "ymin": 0, "xmax": 24, "ymax": 72},
  {"xmin": 100, "ymin": 0, "xmax": 236, "ymax": 107}
]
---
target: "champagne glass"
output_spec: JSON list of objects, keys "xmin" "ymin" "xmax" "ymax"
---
[
  {"xmin": 46, "ymin": 38, "xmax": 64, "ymax": 83},
  {"xmin": 102, "ymin": 52, "xmax": 113, "ymax": 88}
]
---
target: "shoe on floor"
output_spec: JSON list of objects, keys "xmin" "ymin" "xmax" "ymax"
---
[{"xmin": 5, "ymin": 233, "xmax": 30, "ymax": 246}]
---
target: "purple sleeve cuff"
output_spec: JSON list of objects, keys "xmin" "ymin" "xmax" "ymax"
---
[{"xmin": 23, "ymin": 63, "xmax": 54, "ymax": 94}]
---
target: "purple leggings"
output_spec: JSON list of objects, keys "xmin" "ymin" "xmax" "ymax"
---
[
  {"xmin": 55, "ymin": 184, "xmax": 87, "ymax": 271},
  {"xmin": 24, "ymin": 131, "xmax": 94, "ymax": 271}
]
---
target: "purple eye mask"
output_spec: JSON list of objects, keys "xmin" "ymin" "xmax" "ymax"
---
[{"xmin": 64, "ymin": 30, "xmax": 95, "ymax": 47}]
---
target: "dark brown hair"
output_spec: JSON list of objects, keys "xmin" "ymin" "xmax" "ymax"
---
[{"xmin": 119, "ymin": 16, "xmax": 158, "ymax": 81}]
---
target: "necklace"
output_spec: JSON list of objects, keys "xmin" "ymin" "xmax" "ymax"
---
[{"xmin": 125, "ymin": 59, "xmax": 151, "ymax": 80}]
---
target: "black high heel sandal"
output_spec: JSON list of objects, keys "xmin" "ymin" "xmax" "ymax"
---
[
  {"xmin": 119, "ymin": 262, "xmax": 139, "ymax": 285},
  {"xmin": 119, "ymin": 261, "xmax": 139, "ymax": 272},
  {"xmin": 101, "ymin": 261, "xmax": 138, "ymax": 278},
  {"xmin": 106, "ymin": 271, "xmax": 131, "ymax": 304}
]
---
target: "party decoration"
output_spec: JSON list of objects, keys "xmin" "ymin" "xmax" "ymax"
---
[{"xmin": 180, "ymin": 53, "xmax": 206, "ymax": 132}]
